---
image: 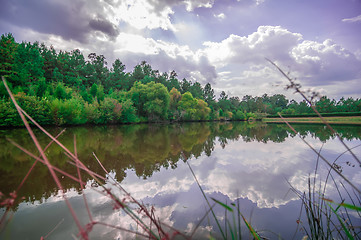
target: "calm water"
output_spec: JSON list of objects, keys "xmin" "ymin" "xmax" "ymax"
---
[{"xmin": 0, "ymin": 122, "xmax": 360, "ymax": 239}]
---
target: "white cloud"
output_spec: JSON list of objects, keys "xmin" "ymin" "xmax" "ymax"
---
[
  {"xmin": 291, "ymin": 39, "xmax": 361, "ymax": 85},
  {"xmin": 202, "ymin": 26, "xmax": 302, "ymax": 67},
  {"xmin": 114, "ymin": 0, "xmax": 176, "ymax": 30},
  {"xmin": 199, "ymin": 25, "xmax": 361, "ymax": 98},
  {"xmin": 342, "ymin": 14, "xmax": 361, "ymax": 23},
  {"xmin": 183, "ymin": 0, "xmax": 214, "ymax": 11},
  {"xmin": 214, "ymin": 13, "xmax": 226, "ymax": 20}
]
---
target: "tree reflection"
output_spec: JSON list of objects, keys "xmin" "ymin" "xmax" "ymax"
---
[{"xmin": 0, "ymin": 122, "xmax": 360, "ymax": 207}]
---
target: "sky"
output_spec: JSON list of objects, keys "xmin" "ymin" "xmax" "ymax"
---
[{"xmin": 1, "ymin": 0, "xmax": 361, "ymax": 100}]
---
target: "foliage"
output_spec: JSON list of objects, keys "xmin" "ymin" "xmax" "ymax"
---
[
  {"xmin": 50, "ymin": 97, "xmax": 85, "ymax": 125},
  {"xmin": 128, "ymin": 81, "xmax": 170, "ymax": 121},
  {"xmin": 0, "ymin": 32, "xmax": 360, "ymax": 127}
]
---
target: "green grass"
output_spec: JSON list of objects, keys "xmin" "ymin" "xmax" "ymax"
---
[
  {"xmin": 267, "ymin": 112, "xmax": 361, "ymax": 118},
  {"xmin": 263, "ymin": 116, "xmax": 361, "ymax": 125}
]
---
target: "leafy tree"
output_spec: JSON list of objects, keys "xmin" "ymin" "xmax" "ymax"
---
[
  {"xmin": 129, "ymin": 81, "xmax": 170, "ymax": 121},
  {"xmin": 165, "ymin": 70, "xmax": 180, "ymax": 91},
  {"xmin": 189, "ymin": 81, "xmax": 203, "ymax": 99},
  {"xmin": 131, "ymin": 61, "xmax": 153, "ymax": 83},
  {"xmin": 178, "ymin": 92, "xmax": 198, "ymax": 120},
  {"xmin": 232, "ymin": 110, "xmax": 247, "ymax": 120},
  {"xmin": 195, "ymin": 99, "xmax": 211, "ymax": 120},
  {"xmin": 107, "ymin": 59, "xmax": 126, "ymax": 90},
  {"xmin": 0, "ymin": 33, "xmax": 18, "ymax": 78},
  {"xmin": 98, "ymin": 98, "xmax": 122, "ymax": 124},
  {"xmin": 54, "ymin": 82, "xmax": 70, "ymax": 100},
  {"xmin": 50, "ymin": 97, "xmax": 86, "ymax": 125},
  {"xmin": 169, "ymin": 87, "xmax": 182, "ymax": 120},
  {"xmin": 180, "ymin": 78, "xmax": 191, "ymax": 94},
  {"xmin": 11, "ymin": 41, "xmax": 44, "ymax": 89},
  {"xmin": 203, "ymin": 83, "xmax": 215, "ymax": 104},
  {"xmin": 39, "ymin": 43, "xmax": 58, "ymax": 81},
  {"xmin": 35, "ymin": 77, "xmax": 47, "ymax": 97},
  {"xmin": 218, "ymin": 91, "xmax": 232, "ymax": 114},
  {"xmin": 52, "ymin": 67, "xmax": 64, "ymax": 82},
  {"xmin": 96, "ymin": 84, "xmax": 105, "ymax": 102},
  {"xmin": 90, "ymin": 83, "xmax": 98, "ymax": 98},
  {"xmin": 169, "ymin": 88, "xmax": 181, "ymax": 108},
  {"xmin": 15, "ymin": 92, "xmax": 53, "ymax": 125},
  {"xmin": 229, "ymin": 96, "xmax": 240, "ymax": 110},
  {"xmin": 269, "ymin": 94, "xmax": 288, "ymax": 110},
  {"xmin": 219, "ymin": 91, "xmax": 228, "ymax": 100},
  {"xmin": 84, "ymin": 53, "xmax": 108, "ymax": 87},
  {"xmin": 119, "ymin": 99, "xmax": 139, "ymax": 123},
  {"xmin": 316, "ymin": 96, "xmax": 336, "ymax": 113},
  {"xmin": 80, "ymin": 88, "xmax": 92, "ymax": 103},
  {"xmin": 0, "ymin": 98, "xmax": 22, "ymax": 126}
]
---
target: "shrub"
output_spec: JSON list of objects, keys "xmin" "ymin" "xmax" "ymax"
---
[
  {"xmin": 15, "ymin": 93, "xmax": 53, "ymax": 125},
  {"xmin": 84, "ymin": 101, "xmax": 101, "ymax": 124},
  {"xmin": 98, "ymin": 98, "xmax": 122, "ymax": 124},
  {"xmin": 233, "ymin": 110, "xmax": 247, "ymax": 120},
  {"xmin": 0, "ymin": 99, "xmax": 21, "ymax": 126},
  {"xmin": 50, "ymin": 97, "xmax": 86, "ymax": 125}
]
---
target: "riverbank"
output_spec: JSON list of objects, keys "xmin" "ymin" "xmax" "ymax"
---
[{"xmin": 263, "ymin": 116, "xmax": 361, "ymax": 125}]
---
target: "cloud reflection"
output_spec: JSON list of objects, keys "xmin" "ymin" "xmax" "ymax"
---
[{"xmin": 1, "ymin": 123, "xmax": 360, "ymax": 239}]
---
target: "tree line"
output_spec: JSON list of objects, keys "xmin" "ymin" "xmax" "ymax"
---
[{"xmin": 0, "ymin": 33, "xmax": 360, "ymax": 127}]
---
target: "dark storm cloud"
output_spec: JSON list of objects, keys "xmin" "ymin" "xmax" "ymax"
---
[
  {"xmin": 0, "ymin": 0, "xmax": 87, "ymax": 42},
  {"xmin": 89, "ymin": 18, "xmax": 120, "ymax": 39},
  {"xmin": 0, "ymin": 0, "xmax": 120, "ymax": 43}
]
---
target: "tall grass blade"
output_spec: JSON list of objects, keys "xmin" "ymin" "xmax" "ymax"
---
[
  {"xmin": 211, "ymin": 198, "xmax": 233, "ymax": 212},
  {"xmin": 240, "ymin": 214, "xmax": 261, "ymax": 240},
  {"xmin": 329, "ymin": 204, "xmax": 355, "ymax": 240},
  {"xmin": 323, "ymin": 199, "xmax": 361, "ymax": 211},
  {"xmin": 187, "ymin": 161, "xmax": 226, "ymax": 239}
]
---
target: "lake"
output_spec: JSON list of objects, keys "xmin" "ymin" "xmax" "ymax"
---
[{"xmin": 1, "ymin": 122, "xmax": 360, "ymax": 239}]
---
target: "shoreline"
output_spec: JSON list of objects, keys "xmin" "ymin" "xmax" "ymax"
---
[{"xmin": 263, "ymin": 116, "xmax": 361, "ymax": 125}]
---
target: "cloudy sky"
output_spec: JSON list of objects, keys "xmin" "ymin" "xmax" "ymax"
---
[{"xmin": 1, "ymin": 0, "xmax": 361, "ymax": 100}]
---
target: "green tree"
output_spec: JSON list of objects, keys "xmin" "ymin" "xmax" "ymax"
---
[
  {"xmin": 165, "ymin": 70, "xmax": 180, "ymax": 91},
  {"xmin": 178, "ymin": 92, "xmax": 198, "ymax": 120},
  {"xmin": 0, "ymin": 33, "xmax": 18, "ymax": 78},
  {"xmin": 106, "ymin": 59, "xmax": 126, "ymax": 90},
  {"xmin": 39, "ymin": 43, "xmax": 58, "ymax": 81},
  {"xmin": 84, "ymin": 53, "xmax": 108, "ymax": 87},
  {"xmin": 316, "ymin": 96, "xmax": 336, "ymax": 113},
  {"xmin": 180, "ymin": 78, "xmax": 191, "ymax": 94},
  {"xmin": 129, "ymin": 81, "xmax": 170, "ymax": 121},
  {"xmin": 203, "ymin": 83, "xmax": 215, "ymax": 104},
  {"xmin": 54, "ymin": 82, "xmax": 70, "ymax": 100},
  {"xmin": 168, "ymin": 87, "xmax": 182, "ymax": 120},
  {"xmin": 35, "ymin": 77, "xmax": 47, "ymax": 97},
  {"xmin": 11, "ymin": 41, "xmax": 45, "ymax": 89},
  {"xmin": 90, "ymin": 83, "xmax": 98, "ymax": 98},
  {"xmin": 195, "ymin": 99, "xmax": 211, "ymax": 120},
  {"xmin": 189, "ymin": 81, "xmax": 203, "ymax": 99},
  {"xmin": 98, "ymin": 98, "xmax": 122, "ymax": 124}
]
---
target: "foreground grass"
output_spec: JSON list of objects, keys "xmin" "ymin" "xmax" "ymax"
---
[{"xmin": 263, "ymin": 116, "xmax": 361, "ymax": 125}]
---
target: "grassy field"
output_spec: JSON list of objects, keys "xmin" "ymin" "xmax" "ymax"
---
[{"xmin": 263, "ymin": 116, "xmax": 361, "ymax": 125}]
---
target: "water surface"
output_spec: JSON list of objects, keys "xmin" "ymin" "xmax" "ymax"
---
[{"xmin": 1, "ymin": 122, "xmax": 360, "ymax": 239}]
